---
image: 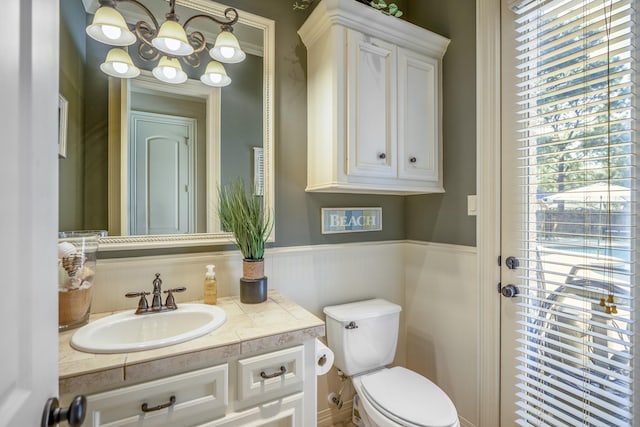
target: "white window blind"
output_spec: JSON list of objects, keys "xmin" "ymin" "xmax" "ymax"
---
[{"xmin": 513, "ymin": 0, "xmax": 636, "ymax": 425}]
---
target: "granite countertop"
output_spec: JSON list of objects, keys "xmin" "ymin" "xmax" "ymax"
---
[{"xmin": 59, "ymin": 291, "xmax": 325, "ymax": 396}]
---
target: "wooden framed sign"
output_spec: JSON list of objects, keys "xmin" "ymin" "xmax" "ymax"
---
[{"xmin": 321, "ymin": 207, "xmax": 382, "ymax": 234}]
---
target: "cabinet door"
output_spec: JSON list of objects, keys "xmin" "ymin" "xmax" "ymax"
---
[
  {"xmin": 397, "ymin": 48, "xmax": 440, "ymax": 183},
  {"xmin": 346, "ymin": 29, "xmax": 397, "ymax": 179},
  {"xmin": 202, "ymin": 393, "xmax": 303, "ymax": 427}
]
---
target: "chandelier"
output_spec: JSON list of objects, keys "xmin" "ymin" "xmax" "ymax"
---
[{"xmin": 86, "ymin": 0, "xmax": 246, "ymax": 87}]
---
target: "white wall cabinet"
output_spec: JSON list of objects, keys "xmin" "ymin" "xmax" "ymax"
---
[
  {"xmin": 299, "ymin": 0, "xmax": 450, "ymax": 195},
  {"xmin": 83, "ymin": 344, "xmax": 311, "ymax": 427}
]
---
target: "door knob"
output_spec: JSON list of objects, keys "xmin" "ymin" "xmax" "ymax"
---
[
  {"xmin": 42, "ymin": 395, "xmax": 87, "ymax": 427},
  {"xmin": 500, "ymin": 284, "xmax": 519, "ymax": 298},
  {"xmin": 505, "ymin": 256, "xmax": 520, "ymax": 269}
]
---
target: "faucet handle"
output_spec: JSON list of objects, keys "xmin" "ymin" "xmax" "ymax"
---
[
  {"xmin": 125, "ymin": 291, "xmax": 150, "ymax": 314},
  {"xmin": 163, "ymin": 287, "xmax": 186, "ymax": 310},
  {"xmin": 152, "ymin": 273, "xmax": 162, "ymax": 289}
]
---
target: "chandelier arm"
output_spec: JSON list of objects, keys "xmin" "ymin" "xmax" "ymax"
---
[
  {"xmin": 138, "ymin": 43, "xmax": 160, "ymax": 62},
  {"xmin": 114, "ymin": 0, "xmax": 161, "ymax": 30},
  {"xmin": 182, "ymin": 54, "xmax": 201, "ymax": 69},
  {"xmin": 187, "ymin": 31, "xmax": 207, "ymax": 55},
  {"xmin": 134, "ymin": 20, "xmax": 158, "ymax": 54},
  {"xmin": 183, "ymin": 8, "xmax": 240, "ymax": 33}
]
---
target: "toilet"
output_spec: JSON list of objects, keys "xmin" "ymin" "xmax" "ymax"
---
[{"xmin": 324, "ymin": 299, "xmax": 459, "ymax": 427}]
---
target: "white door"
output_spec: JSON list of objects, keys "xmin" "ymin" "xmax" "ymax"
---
[
  {"xmin": 129, "ymin": 112, "xmax": 195, "ymax": 235},
  {"xmin": 500, "ymin": 0, "xmax": 636, "ymax": 425},
  {"xmin": 0, "ymin": 0, "xmax": 64, "ymax": 425}
]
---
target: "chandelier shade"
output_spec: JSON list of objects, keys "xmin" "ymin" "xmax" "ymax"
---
[
  {"xmin": 210, "ymin": 31, "xmax": 246, "ymax": 63},
  {"xmin": 200, "ymin": 61, "xmax": 231, "ymax": 87},
  {"xmin": 152, "ymin": 56, "xmax": 188, "ymax": 84},
  {"xmin": 100, "ymin": 48, "xmax": 141, "ymax": 78},
  {"xmin": 86, "ymin": 6, "xmax": 136, "ymax": 46},
  {"xmin": 152, "ymin": 20, "xmax": 194, "ymax": 56}
]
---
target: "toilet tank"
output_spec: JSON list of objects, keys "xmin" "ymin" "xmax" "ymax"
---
[{"xmin": 323, "ymin": 299, "xmax": 401, "ymax": 376}]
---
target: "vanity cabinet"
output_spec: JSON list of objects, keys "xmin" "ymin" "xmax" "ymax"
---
[
  {"xmin": 81, "ymin": 345, "xmax": 308, "ymax": 427},
  {"xmin": 59, "ymin": 293, "xmax": 324, "ymax": 427},
  {"xmin": 298, "ymin": 0, "xmax": 450, "ymax": 195}
]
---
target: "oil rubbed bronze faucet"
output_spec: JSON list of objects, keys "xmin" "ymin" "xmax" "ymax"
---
[{"xmin": 125, "ymin": 273, "xmax": 186, "ymax": 314}]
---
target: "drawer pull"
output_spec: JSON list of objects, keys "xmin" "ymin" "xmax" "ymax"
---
[
  {"xmin": 260, "ymin": 366, "xmax": 287, "ymax": 379},
  {"xmin": 141, "ymin": 396, "xmax": 176, "ymax": 413}
]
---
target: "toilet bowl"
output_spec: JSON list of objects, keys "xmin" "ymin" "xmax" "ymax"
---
[
  {"xmin": 352, "ymin": 367, "xmax": 459, "ymax": 427},
  {"xmin": 323, "ymin": 299, "xmax": 459, "ymax": 427}
]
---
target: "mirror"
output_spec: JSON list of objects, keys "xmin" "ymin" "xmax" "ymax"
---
[{"xmin": 59, "ymin": 0, "xmax": 274, "ymax": 250}]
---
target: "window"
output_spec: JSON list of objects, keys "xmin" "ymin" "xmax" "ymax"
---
[{"xmin": 512, "ymin": 0, "xmax": 636, "ymax": 425}]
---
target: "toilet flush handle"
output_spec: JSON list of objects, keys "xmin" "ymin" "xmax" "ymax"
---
[{"xmin": 345, "ymin": 321, "xmax": 358, "ymax": 329}]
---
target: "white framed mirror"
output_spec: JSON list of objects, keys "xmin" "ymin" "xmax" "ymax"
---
[{"xmin": 60, "ymin": 0, "xmax": 275, "ymax": 250}]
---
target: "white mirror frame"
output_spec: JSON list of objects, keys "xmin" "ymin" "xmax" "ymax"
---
[{"xmin": 98, "ymin": 0, "xmax": 275, "ymax": 251}]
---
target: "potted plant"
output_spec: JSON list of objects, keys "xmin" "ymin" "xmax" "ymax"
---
[{"xmin": 218, "ymin": 179, "xmax": 273, "ymax": 303}]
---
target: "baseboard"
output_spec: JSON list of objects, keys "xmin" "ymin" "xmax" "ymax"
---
[
  {"xmin": 459, "ymin": 415, "xmax": 476, "ymax": 427},
  {"xmin": 317, "ymin": 399, "xmax": 353, "ymax": 427}
]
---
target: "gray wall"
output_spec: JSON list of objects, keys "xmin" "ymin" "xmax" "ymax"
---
[
  {"xmin": 60, "ymin": 0, "xmax": 477, "ymax": 253},
  {"xmin": 403, "ymin": 0, "xmax": 477, "ymax": 247},
  {"xmin": 59, "ymin": 0, "xmax": 86, "ymax": 231},
  {"xmin": 221, "ymin": 54, "xmax": 263, "ymax": 191}
]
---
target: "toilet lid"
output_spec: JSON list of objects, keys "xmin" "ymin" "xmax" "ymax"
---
[{"xmin": 360, "ymin": 367, "xmax": 458, "ymax": 427}]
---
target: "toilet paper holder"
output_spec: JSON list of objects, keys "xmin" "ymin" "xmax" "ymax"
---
[
  {"xmin": 318, "ymin": 354, "xmax": 327, "ymax": 366},
  {"xmin": 314, "ymin": 338, "xmax": 334, "ymax": 376}
]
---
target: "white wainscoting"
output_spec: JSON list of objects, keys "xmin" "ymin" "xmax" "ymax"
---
[
  {"xmin": 92, "ymin": 241, "xmax": 406, "ymax": 315},
  {"xmin": 404, "ymin": 241, "xmax": 479, "ymax": 427},
  {"xmin": 90, "ymin": 240, "xmax": 478, "ymax": 426}
]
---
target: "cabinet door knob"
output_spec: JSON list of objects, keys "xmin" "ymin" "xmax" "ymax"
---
[
  {"xmin": 378, "ymin": 153, "xmax": 386, "ymax": 160},
  {"xmin": 409, "ymin": 156, "xmax": 417, "ymax": 163}
]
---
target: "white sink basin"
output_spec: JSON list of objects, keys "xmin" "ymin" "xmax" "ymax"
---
[{"xmin": 70, "ymin": 304, "xmax": 227, "ymax": 354}]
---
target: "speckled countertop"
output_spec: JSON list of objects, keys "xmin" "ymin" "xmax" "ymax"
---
[{"xmin": 59, "ymin": 291, "xmax": 325, "ymax": 396}]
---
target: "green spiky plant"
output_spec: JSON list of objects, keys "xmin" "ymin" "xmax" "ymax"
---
[{"xmin": 218, "ymin": 179, "xmax": 273, "ymax": 260}]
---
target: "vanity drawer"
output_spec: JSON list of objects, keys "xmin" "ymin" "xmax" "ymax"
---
[
  {"xmin": 85, "ymin": 364, "xmax": 228, "ymax": 427},
  {"xmin": 237, "ymin": 345, "xmax": 305, "ymax": 401}
]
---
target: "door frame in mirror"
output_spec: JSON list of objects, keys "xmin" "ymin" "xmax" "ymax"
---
[{"xmin": 98, "ymin": 0, "xmax": 275, "ymax": 251}]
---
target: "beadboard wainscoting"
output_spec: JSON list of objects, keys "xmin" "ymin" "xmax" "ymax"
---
[
  {"xmin": 90, "ymin": 240, "xmax": 478, "ymax": 426},
  {"xmin": 405, "ymin": 241, "xmax": 479, "ymax": 427},
  {"xmin": 91, "ymin": 241, "xmax": 407, "ymax": 316}
]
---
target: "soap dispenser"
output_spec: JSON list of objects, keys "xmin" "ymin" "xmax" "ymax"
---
[{"xmin": 204, "ymin": 264, "xmax": 217, "ymax": 305}]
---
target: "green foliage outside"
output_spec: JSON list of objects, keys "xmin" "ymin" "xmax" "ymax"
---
[{"xmin": 532, "ymin": 14, "xmax": 632, "ymax": 197}]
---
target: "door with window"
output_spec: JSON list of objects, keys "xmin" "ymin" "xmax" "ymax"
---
[{"xmin": 500, "ymin": 0, "xmax": 636, "ymax": 425}]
